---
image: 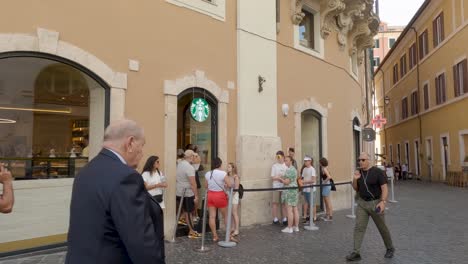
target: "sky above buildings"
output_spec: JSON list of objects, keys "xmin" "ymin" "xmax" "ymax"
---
[{"xmin": 379, "ymin": 0, "xmax": 426, "ymax": 26}]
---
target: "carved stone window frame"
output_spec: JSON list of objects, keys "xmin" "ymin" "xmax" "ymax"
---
[{"xmin": 293, "ymin": 0, "xmax": 324, "ymax": 59}]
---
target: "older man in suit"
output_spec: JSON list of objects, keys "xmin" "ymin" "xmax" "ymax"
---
[{"xmin": 66, "ymin": 119, "xmax": 165, "ymax": 264}]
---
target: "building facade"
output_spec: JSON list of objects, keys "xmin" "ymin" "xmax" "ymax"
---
[
  {"xmin": 375, "ymin": 0, "xmax": 468, "ymax": 181},
  {"xmin": 372, "ymin": 22, "xmax": 405, "ymax": 71},
  {"xmin": 0, "ymin": 0, "xmax": 378, "ymax": 252}
]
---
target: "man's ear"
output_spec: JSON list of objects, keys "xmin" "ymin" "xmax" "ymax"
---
[{"xmin": 126, "ymin": 136, "xmax": 135, "ymax": 153}]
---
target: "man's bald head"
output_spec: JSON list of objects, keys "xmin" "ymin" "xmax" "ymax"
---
[
  {"xmin": 104, "ymin": 119, "xmax": 144, "ymax": 143},
  {"xmin": 102, "ymin": 119, "xmax": 145, "ymax": 169}
]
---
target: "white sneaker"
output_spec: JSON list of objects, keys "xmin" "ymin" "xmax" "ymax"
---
[
  {"xmin": 293, "ymin": 226, "xmax": 300, "ymax": 232},
  {"xmin": 281, "ymin": 227, "xmax": 293, "ymax": 233}
]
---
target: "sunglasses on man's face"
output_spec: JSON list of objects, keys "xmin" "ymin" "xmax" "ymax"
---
[{"xmin": 358, "ymin": 159, "xmax": 367, "ymax": 162}]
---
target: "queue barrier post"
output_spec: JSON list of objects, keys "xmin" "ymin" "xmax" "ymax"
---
[
  {"xmin": 304, "ymin": 186, "xmax": 319, "ymax": 231},
  {"xmin": 218, "ymin": 187, "xmax": 237, "ymax": 248},
  {"xmin": 194, "ymin": 189, "xmax": 212, "ymax": 252},
  {"xmin": 346, "ymin": 183, "xmax": 356, "ymax": 219},
  {"xmin": 168, "ymin": 188, "xmax": 185, "ymax": 243},
  {"xmin": 389, "ymin": 175, "xmax": 398, "ymax": 203}
]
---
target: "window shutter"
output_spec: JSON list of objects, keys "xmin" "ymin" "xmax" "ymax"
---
[
  {"xmin": 442, "ymin": 74, "xmax": 446, "ymax": 102},
  {"xmin": 433, "ymin": 19, "xmax": 437, "ymax": 47},
  {"xmin": 440, "ymin": 12, "xmax": 445, "ymax": 41},
  {"xmin": 463, "ymin": 59, "xmax": 468, "ymax": 93},
  {"xmin": 419, "ymin": 35, "xmax": 423, "ymax": 59},
  {"xmin": 453, "ymin": 65, "xmax": 459, "ymax": 97},
  {"xmin": 435, "ymin": 77, "xmax": 439, "ymax": 104}
]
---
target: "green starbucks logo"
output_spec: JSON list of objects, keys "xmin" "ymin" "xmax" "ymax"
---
[{"xmin": 190, "ymin": 98, "xmax": 210, "ymax": 122}]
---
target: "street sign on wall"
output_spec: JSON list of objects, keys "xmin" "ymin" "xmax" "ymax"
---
[{"xmin": 362, "ymin": 128, "xmax": 376, "ymax": 141}]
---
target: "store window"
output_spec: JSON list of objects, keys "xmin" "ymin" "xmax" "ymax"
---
[{"xmin": 0, "ymin": 55, "xmax": 108, "ymax": 180}]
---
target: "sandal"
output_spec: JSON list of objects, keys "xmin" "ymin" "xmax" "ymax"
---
[
  {"xmin": 230, "ymin": 235, "xmax": 239, "ymax": 243},
  {"xmin": 212, "ymin": 236, "xmax": 219, "ymax": 242}
]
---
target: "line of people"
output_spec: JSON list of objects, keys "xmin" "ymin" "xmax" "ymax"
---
[
  {"xmin": 140, "ymin": 145, "xmax": 241, "ymax": 242},
  {"xmin": 271, "ymin": 148, "xmax": 334, "ymax": 233}
]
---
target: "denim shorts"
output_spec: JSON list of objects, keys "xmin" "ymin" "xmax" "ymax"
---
[{"xmin": 322, "ymin": 185, "xmax": 332, "ymax": 197}]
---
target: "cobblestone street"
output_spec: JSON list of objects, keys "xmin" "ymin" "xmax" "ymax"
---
[{"xmin": 1, "ymin": 181, "xmax": 467, "ymax": 264}]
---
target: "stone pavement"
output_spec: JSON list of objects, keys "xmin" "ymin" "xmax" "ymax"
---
[{"xmin": 1, "ymin": 181, "xmax": 468, "ymax": 264}]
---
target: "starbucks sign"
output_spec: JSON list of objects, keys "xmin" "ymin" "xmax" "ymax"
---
[{"xmin": 190, "ymin": 98, "xmax": 210, "ymax": 122}]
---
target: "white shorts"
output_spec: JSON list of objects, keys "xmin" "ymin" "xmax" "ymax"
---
[{"xmin": 232, "ymin": 192, "xmax": 240, "ymax": 205}]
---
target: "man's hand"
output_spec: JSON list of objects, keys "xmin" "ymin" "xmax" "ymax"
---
[
  {"xmin": 194, "ymin": 196, "xmax": 199, "ymax": 204},
  {"xmin": 0, "ymin": 165, "xmax": 13, "ymax": 183},
  {"xmin": 376, "ymin": 201, "xmax": 386, "ymax": 214},
  {"xmin": 353, "ymin": 170, "xmax": 361, "ymax": 180}
]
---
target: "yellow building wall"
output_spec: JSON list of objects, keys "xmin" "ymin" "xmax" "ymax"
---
[{"xmin": 376, "ymin": 0, "xmax": 468, "ymax": 182}]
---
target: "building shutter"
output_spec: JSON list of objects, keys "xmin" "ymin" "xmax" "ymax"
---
[
  {"xmin": 454, "ymin": 65, "xmax": 460, "ymax": 97},
  {"xmin": 435, "ymin": 77, "xmax": 439, "ymax": 104},
  {"xmin": 463, "ymin": 59, "xmax": 468, "ymax": 93},
  {"xmin": 442, "ymin": 74, "xmax": 446, "ymax": 102},
  {"xmin": 440, "ymin": 12, "xmax": 445, "ymax": 41},
  {"xmin": 433, "ymin": 19, "xmax": 438, "ymax": 47}
]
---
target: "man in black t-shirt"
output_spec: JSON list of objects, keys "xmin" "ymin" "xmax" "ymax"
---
[{"xmin": 346, "ymin": 152, "xmax": 395, "ymax": 262}]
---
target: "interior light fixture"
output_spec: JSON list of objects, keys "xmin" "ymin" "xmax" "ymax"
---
[
  {"xmin": 0, "ymin": 106, "xmax": 71, "ymax": 114},
  {"xmin": 0, "ymin": 118, "xmax": 16, "ymax": 124}
]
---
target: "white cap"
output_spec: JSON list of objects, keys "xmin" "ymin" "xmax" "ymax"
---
[{"xmin": 303, "ymin": 156, "xmax": 312, "ymax": 161}]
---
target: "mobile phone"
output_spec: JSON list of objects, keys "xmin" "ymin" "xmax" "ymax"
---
[{"xmin": 375, "ymin": 205, "xmax": 381, "ymax": 213}]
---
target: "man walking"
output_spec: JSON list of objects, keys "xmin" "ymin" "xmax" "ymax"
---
[
  {"xmin": 346, "ymin": 152, "xmax": 394, "ymax": 261},
  {"xmin": 0, "ymin": 164, "xmax": 14, "ymax": 214},
  {"xmin": 66, "ymin": 119, "xmax": 165, "ymax": 264}
]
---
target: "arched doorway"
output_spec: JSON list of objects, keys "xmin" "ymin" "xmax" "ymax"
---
[
  {"xmin": 301, "ymin": 109, "xmax": 322, "ymax": 209},
  {"xmin": 353, "ymin": 117, "xmax": 361, "ymax": 168},
  {"xmin": 0, "ymin": 52, "xmax": 110, "ymax": 179},
  {"xmin": 177, "ymin": 88, "xmax": 218, "ymax": 171}
]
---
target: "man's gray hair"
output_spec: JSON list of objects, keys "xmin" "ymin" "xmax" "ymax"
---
[
  {"xmin": 359, "ymin": 152, "xmax": 371, "ymax": 159},
  {"xmin": 103, "ymin": 119, "xmax": 144, "ymax": 142}
]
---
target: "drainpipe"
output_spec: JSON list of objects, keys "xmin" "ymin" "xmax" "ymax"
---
[
  {"xmin": 410, "ymin": 26, "xmax": 423, "ymax": 180},
  {"xmin": 364, "ymin": 49, "xmax": 371, "ymax": 127},
  {"xmin": 377, "ymin": 68, "xmax": 387, "ymax": 159}
]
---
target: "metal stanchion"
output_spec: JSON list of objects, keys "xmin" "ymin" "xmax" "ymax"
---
[
  {"xmin": 304, "ymin": 187, "xmax": 319, "ymax": 231},
  {"xmin": 218, "ymin": 187, "xmax": 237, "ymax": 247},
  {"xmin": 346, "ymin": 183, "xmax": 356, "ymax": 219},
  {"xmin": 167, "ymin": 188, "xmax": 185, "ymax": 243},
  {"xmin": 194, "ymin": 189, "xmax": 211, "ymax": 252},
  {"xmin": 389, "ymin": 176, "xmax": 398, "ymax": 203}
]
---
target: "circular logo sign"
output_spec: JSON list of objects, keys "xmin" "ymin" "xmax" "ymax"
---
[{"xmin": 190, "ymin": 98, "xmax": 210, "ymax": 122}]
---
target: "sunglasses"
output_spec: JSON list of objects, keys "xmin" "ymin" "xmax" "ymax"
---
[{"xmin": 358, "ymin": 159, "xmax": 367, "ymax": 162}]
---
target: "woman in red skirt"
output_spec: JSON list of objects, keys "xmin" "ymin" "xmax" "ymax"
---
[{"xmin": 205, "ymin": 157, "xmax": 229, "ymax": 242}]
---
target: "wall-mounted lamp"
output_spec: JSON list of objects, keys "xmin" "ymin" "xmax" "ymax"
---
[
  {"xmin": 281, "ymin": 104, "xmax": 289, "ymax": 117},
  {"xmin": 258, "ymin": 75, "xmax": 266, "ymax": 93},
  {"xmin": 384, "ymin": 95, "xmax": 390, "ymax": 105}
]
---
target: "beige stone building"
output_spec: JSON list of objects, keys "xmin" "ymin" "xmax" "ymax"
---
[
  {"xmin": 374, "ymin": 0, "xmax": 468, "ymax": 181},
  {"xmin": 0, "ymin": 0, "xmax": 379, "ymax": 253}
]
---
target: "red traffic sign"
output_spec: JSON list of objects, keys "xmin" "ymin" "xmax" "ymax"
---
[{"xmin": 372, "ymin": 114, "xmax": 387, "ymax": 129}]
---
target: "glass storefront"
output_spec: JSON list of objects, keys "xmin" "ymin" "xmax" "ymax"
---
[{"xmin": 0, "ymin": 55, "xmax": 107, "ymax": 180}]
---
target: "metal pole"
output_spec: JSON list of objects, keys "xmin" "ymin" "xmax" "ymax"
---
[
  {"xmin": 304, "ymin": 186, "xmax": 319, "ymax": 231},
  {"xmin": 389, "ymin": 175, "xmax": 398, "ymax": 203},
  {"xmin": 194, "ymin": 189, "xmax": 211, "ymax": 252},
  {"xmin": 346, "ymin": 183, "xmax": 356, "ymax": 219},
  {"xmin": 168, "ymin": 188, "xmax": 185, "ymax": 243},
  {"xmin": 218, "ymin": 187, "xmax": 237, "ymax": 247}
]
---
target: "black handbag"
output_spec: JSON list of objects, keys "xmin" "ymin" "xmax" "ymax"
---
[
  {"xmin": 330, "ymin": 179, "xmax": 336, "ymax": 191},
  {"xmin": 153, "ymin": 194, "xmax": 163, "ymax": 203}
]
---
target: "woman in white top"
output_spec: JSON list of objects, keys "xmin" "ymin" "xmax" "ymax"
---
[
  {"xmin": 204, "ymin": 157, "xmax": 229, "ymax": 242},
  {"xmin": 141, "ymin": 156, "xmax": 167, "ymax": 208},
  {"xmin": 227, "ymin": 162, "xmax": 240, "ymax": 236}
]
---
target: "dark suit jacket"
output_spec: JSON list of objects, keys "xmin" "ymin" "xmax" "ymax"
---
[{"xmin": 65, "ymin": 148, "xmax": 165, "ymax": 264}]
